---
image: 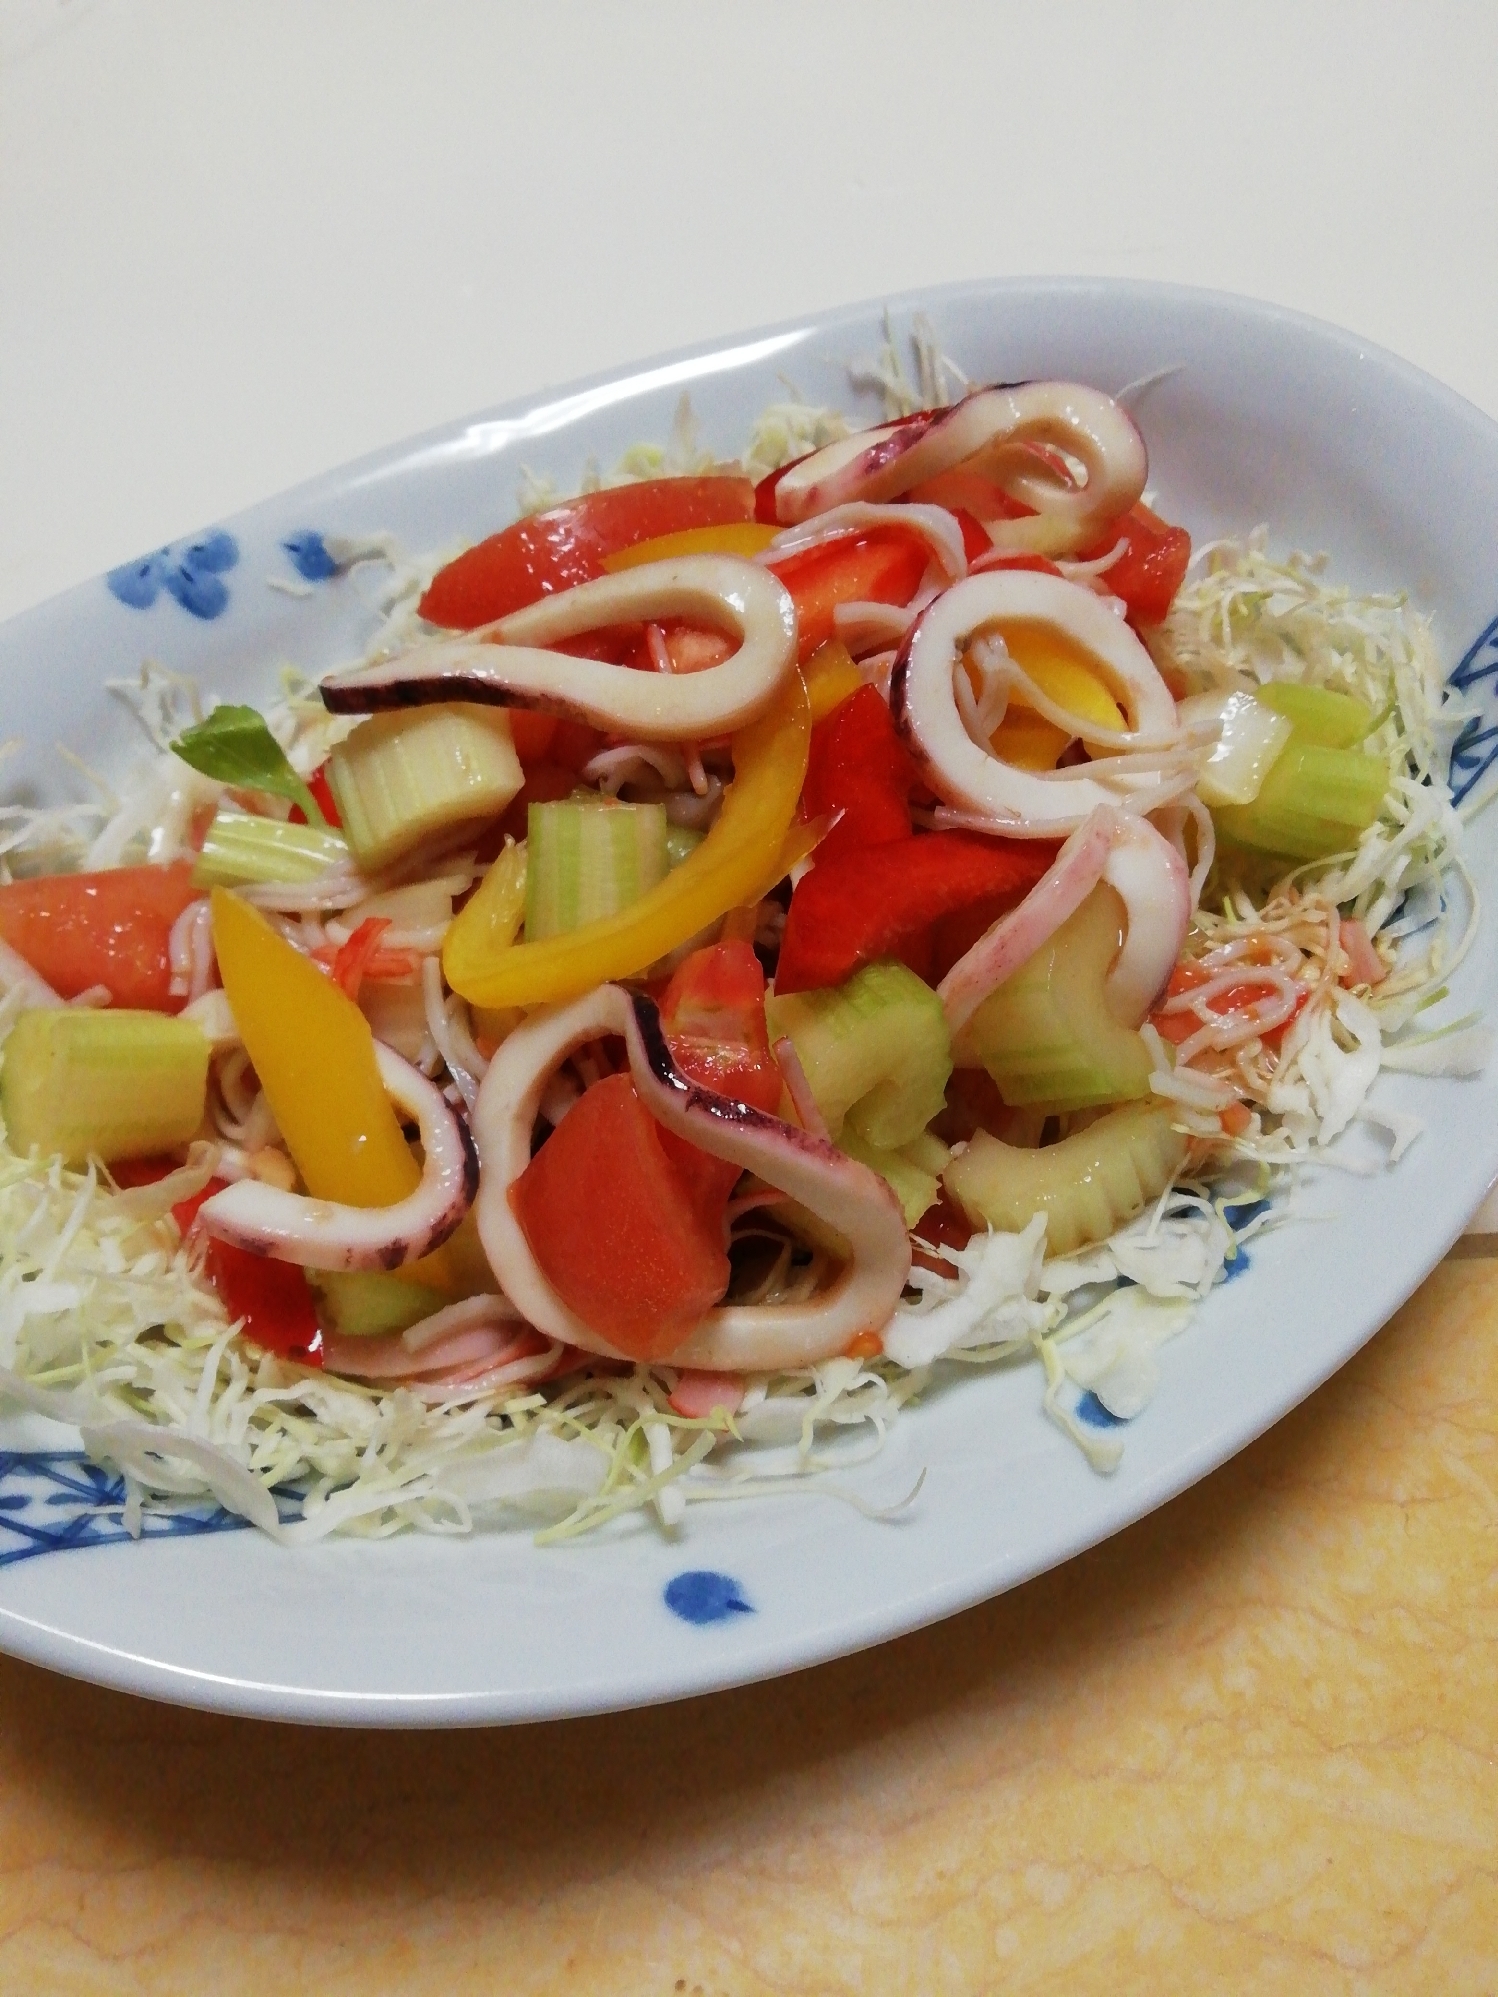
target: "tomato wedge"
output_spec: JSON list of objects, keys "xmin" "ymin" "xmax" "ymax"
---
[
  {"xmin": 510, "ymin": 1071, "xmax": 729, "ymax": 1359},
  {"xmin": 418, "ymin": 476, "xmax": 756, "ymax": 630},
  {"xmin": 657, "ymin": 940, "xmax": 782, "ymax": 1221},
  {"xmin": 0, "ymin": 861, "xmax": 201, "ymax": 1011},
  {"xmin": 1078, "ymin": 501, "xmax": 1191, "ymax": 625},
  {"xmin": 766, "ymin": 530, "xmax": 929, "ymax": 661}
]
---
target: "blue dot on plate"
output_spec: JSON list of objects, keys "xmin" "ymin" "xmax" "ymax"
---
[
  {"xmin": 282, "ymin": 530, "xmax": 340, "ymax": 582},
  {"xmin": 1075, "ymin": 1390, "xmax": 1127, "ymax": 1429},
  {"xmin": 664, "ymin": 1569, "xmax": 753, "ymax": 1625}
]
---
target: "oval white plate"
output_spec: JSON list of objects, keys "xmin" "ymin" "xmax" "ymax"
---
[{"xmin": 2, "ymin": 279, "xmax": 1497, "ymax": 1725}]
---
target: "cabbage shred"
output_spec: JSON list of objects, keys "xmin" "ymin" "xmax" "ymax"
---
[{"xmin": 0, "ymin": 352, "xmax": 1481, "ymax": 1545}]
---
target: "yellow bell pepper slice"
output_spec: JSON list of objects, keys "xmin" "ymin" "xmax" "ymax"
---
[
  {"xmin": 802, "ymin": 639, "xmax": 865, "ymax": 722},
  {"xmin": 443, "ymin": 673, "xmax": 811, "ymax": 1008},
  {"xmin": 985, "ymin": 622, "xmax": 1126, "ymax": 770},
  {"xmin": 210, "ymin": 887, "xmax": 421, "ymax": 1209},
  {"xmin": 601, "ymin": 522, "xmax": 780, "ymax": 570}
]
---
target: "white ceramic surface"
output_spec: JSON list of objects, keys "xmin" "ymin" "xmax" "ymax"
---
[{"xmin": 1, "ymin": 278, "xmax": 1496, "ymax": 1725}]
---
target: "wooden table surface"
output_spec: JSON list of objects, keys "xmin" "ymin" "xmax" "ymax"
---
[
  {"xmin": 2, "ymin": 1242, "xmax": 1494, "ymax": 1995},
  {"xmin": 5, "ymin": 8, "xmax": 1498, "ymax": 1991}
]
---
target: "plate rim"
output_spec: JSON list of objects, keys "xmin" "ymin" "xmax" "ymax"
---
[{"xmin": 1, "ymin": 271, "xmax": 1495, "ymax": 1726}]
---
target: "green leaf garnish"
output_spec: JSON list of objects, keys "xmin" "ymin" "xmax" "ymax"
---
[{"xmin": 170, "ymin": 705, "xmax": 326, "ymax": 827}]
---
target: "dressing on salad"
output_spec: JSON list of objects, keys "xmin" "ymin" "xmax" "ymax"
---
[{"xmin": 0, "ymin": 321, "xmax": 1482, "ymax": 1540}]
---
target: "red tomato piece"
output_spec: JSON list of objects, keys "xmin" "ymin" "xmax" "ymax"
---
[
  {"xmin": 506, "ymin": 711, "xmax": 559, "ymax": 763},
  {"xmin": 972, "ymin": 553, "xmax": 1064, "ymax": 578},
  {"xmin": 656, "ymin": 940, "xmax": 783, "ymax": 1222},
  {"xmin": 800, "ymin": 684, "xmax": 916, "ymax": 862},
  {"xmin": 906, "ymin": 466, "xmax": 1036, "ymax": 522},
  {"xmin": 909, "ymin": 1191, "xmax": 975, "ymax": 1274},
  {"xmin": 1079, "ymin": 501, "xmax": 1192, "ymax": 625},
  {"xmin": 767, "ymin": 530, "xmax": 929, "ymax": 661},
  {"xmin": 775, "ymin": 833, "xmax": 1058, "ymax": 995},
  {"xmin": 497, "ymin": 759, "xmax": 579, "ymax": 844},
  {"xmin": 418, "ymin": 476, "xmax": 756, "ymax": 630},
  {"xmin": 510, "ymin": 1071, "xmax": 730, "ymax": 1359},
  {"xmin": 0, "ymin": 862, "xmax": 201, "ymax": 1011},
  {"xmin": 202, "ymin": 1237, "xmax": 324, "ymax": 1365}
]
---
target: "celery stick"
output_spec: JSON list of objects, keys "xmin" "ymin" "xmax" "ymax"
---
[
  {"xmin": 766, "ymin": 959, "xmax": 952, "ymax": 1150},
  {"xmin": 1255, "ymin": 683, "xmax": 1374, "ymax": 748},
  {"xmin": 525, "ymin": 800, "xmax": 669, "ymax": 941},
  {"xmin": 1, "ymin": 1008, "xmax": 209, "ymax": 1166},
  {"xmin": 329, "ymin": 704, "xmax": 523, "ymax": 872},
  {"xmin": 944, "ymin": 1101, "xmax": 1187, "ymax": 1256},
  {"xmin": 311, "ymin": 1271, "xmax": 447, "ymax": 1337},
  {"xmin": 954, "ymin": 885, "xmax": 1153, "ymax": 1111},
  {"xmin": 192, "ymin": 810, "xmax": 350, "ymax": 889},
  {"xmin": 839, "ymin": 1125, "xmax": 944, "ymax": 1226},
  {"xmin": 665, "ymin": 825, "xmax": 704, "ymax": 869},
  {"xmin": 1214, "ymin": 740, "xmax": 1389, "ymax": 861}
]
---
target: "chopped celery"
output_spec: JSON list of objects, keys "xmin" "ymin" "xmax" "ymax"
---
[
  {"xmin": 665, "ymin": 824, "xmax": 704, "ymax": 869},
  {"xmin": 944, "ymin": 1101, "xmax": 1187, "ymax": 1256},
  {"xmin": 953, "ymin": 885, "xmax": 1153, "ymax": 1111},
  {"xmin": 1178, "ymin": 689, "xmax": 1293, "ymax": 807},
  {"xmin": 192, "ymin": 810, "xmax": 350, "ymax": 889},
  {"xmin": 1213, "ymin": 739, "xmax": 1389, "ymax": 861},
  {"xmin": 311, "ymin": 1271, "xmax": 447, "ymax": 1337},
  {"xmin": 766, "ymin": 959, "xmax": 951, "ymax": 1150},
  {"xmin": 1, "ymin": 1008, "xmax": 209, "ymax": 1166},
  {"xmin": 525, "ymin": 800, "xmax": 669, "ymax": 941},
  {"xmin": 839, "ymin": 1125, "xmax": 948, "ymax": 1226},
  {"xmin": 1255, "ymin": 682, "xmax": 1374, "ymax": 747},
  {"xmin": 328, "ymin": 703, "xmax": 523, "ymax": 872}
]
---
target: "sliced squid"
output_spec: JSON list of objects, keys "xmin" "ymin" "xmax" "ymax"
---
[
  {"xmin": 472, "ymin": 985, "xmax": 911, "ymax": 1372},
  {"xmin": 771, "ymin": 382, "xmax": 1148, "ymax": 557},
  {"xmin": 939, "ymin": 806, "xmax": 1191, "ymax": 1035},
  {"xmin": 197, "ymin": 1044, "xmax": 478, "ymax": 1270},
  {"xmin": 319, "ymin": 554, "xmax": 797, "ymax": 742},
  {"xmin": 890, "ymin": 568, "xmax": 1186, "ymax": 836}
]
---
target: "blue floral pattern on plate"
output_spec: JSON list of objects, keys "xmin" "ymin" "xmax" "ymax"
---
[
  {"xmin": 664, "ymin": 1570, "xmax": 753, "ymax": 1625},
  {"xmin": 281, "ymin": 529, "xmax": 340, "ymax": 582},
  {"xmin": 106, "ymin": 530, "xmax": 239, "ymax": 620},
  {"xmin": 0, "ymin": 1451, "xmax": 244, "ymax": 1567},
  {"xmin": 1448, "ymin": 611, "xmax": 1498, "ymax": 807}
]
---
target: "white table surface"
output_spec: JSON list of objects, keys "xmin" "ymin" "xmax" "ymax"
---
[{"xmin": 4, "ymin": 0, "xmax": 1497, "ymax": 629}]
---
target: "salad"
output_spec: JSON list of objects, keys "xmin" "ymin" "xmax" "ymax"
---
[{"xmin": 0, "ymin": 327, "xmax": 1479, "ymax": 1544}]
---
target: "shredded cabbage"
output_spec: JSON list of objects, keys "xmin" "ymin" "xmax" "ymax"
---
[{"xmin": 0, "ymin": 344, "xmax": 1483, "ymax": 1544}]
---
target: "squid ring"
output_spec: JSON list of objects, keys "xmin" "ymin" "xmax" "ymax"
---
[
  {"xmin": 472, "ymin": 985, "xmax": 911, "ymax": 1372},
  {"xmin": 320, "ymin": 554, "xmax": 798, "ymax": 742},
  {"xmin": 890, "ymin": 569, "xmax": 1183, "ymax": 836},
  {"xmin": 197, "ymin": 1044, "xmax": 478, "ymax": 1271},
  {"xmin": 771, "ymin": 381, "xmax": 1148, "ymax": 555}
]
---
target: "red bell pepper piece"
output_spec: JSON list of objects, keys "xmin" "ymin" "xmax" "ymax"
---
[
  {"xmin": 775, "ymin": 832, "xmax": 1057, "ymax": 994},
  {"xmin": 203, "ymin": 1239, "xmax": 324, "ymax": 1365},
  {"xmin": 800, "ymin": 685, "xmax": 916, "ymax": 862},
  {"xmin": 767, "ymin": 530, "xmax": 929, "ymax": 661},
  {"xmin": 418, "ymin": 476, "xmax": 755, "ymax": 630},
  {"xmin": 289, "ymin": 764, "xmax": 342, "ymax": 828},
  {"xmin": 1078, "ymin": 501, "xmax": 1191, "ymax": 625},
  {"xmin": 0, "ymin": 862, "xmax": 201, "ymax": 1012}
]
